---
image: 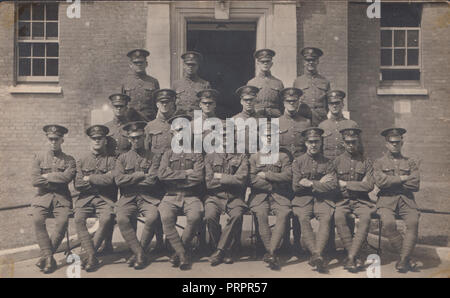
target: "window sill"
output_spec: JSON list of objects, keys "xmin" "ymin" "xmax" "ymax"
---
[
  {"xmin": 8, "ymin": 84, "xmax": 62, "ymax": 94},
  {"xmin": 377, "ymin": 85, "xmax": 428, "ymax": 96}
]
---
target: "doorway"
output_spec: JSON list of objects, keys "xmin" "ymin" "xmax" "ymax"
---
[{"xmin": 187, "ymin": 22, "xmax": 256, "ymax": 118}]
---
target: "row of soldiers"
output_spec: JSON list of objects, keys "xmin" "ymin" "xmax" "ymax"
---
[{"xmin": 31, "ymin": 47, "xmax": 420, "ymax": 275}]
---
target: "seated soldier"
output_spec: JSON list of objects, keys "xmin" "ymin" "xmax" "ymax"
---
[
  {"xmin": 248, "ymin": 123, "xmax": 293, "ymax": 270},
  {"xmin": 333, "ymin": 128, "xmax": 375, "ymax": 273},
  {"xmin": 74, "ymin": 125, "xmax": 117, "ymax": 272},
  {"xmin": 32, "ymin": 125, "xmax": 76, "ymax": 274},
  {"xmin": 291, "ymin": 127, "xmax": 338, "ymax": 273},
  {"xmin": 205, "ymin": 127, "xmax": 249, "ymax": 266},
  {"xmin": 158, "ymin": 114, "xmax": 205, "ymax": 270},
  {"xmin": 114, "ymin": 121, "xmax": 164, "ymax": 270}
]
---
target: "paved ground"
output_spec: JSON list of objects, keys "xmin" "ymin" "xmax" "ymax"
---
[{"xmin": 3, "ymin": 246, "xmax": 449, "ymax": 278}]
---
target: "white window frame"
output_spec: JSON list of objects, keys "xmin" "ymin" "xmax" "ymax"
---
[
  {"xmin": 380, "ymin": 27, "xmax": 421, "ymax": 71},
  {"xmin": 15, "ymin": 2, "xmax": 60, "ymax": 83}
]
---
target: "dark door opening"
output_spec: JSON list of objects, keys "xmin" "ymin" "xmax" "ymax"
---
[{"xmin": 187, "ymin": 22, "xmax": 256, "ymax": 119}]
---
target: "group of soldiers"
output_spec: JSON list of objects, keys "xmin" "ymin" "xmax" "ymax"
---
[{"xmin": 31, "ymin": 46, "xmax": 420, "ymax": 275}]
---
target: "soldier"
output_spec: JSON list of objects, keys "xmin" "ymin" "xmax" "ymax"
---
[
  {"xmin": 278, "ymin": 87, "xmax": 312, "ymax": 257},
  {"xmin": 247, "ymin": 49, "xmax": 284, "ymax": 118},
  {"xmin": 143, "ymin": 89, "xmax": 179, "ymax": 253},
  {"xmin": 333, "ymin": 128, "xmax": 375, "ymax": 273},
  {"xmin": 205, "ymin": 128, "xmax": 249, "ymax": 266},
  {"xmin": 248, "ymin": 124, "xmax": 293, "ymax": 270},
  {"xmin": 158, "ymin": 114, "xmax": 205, "ymax": 270},
  {"xmin": 73, "ymin": 125, "xmax": 117, "ymax": 272},
  {"xmin": 293, "ymin": 47, "xmax": 330, "ymax": 126},
  {"xmin": 373, "ymin": 128, "xmax": 420, "ymax": 273},
  {"xmin": 105, "ymin": 93, "xmax": 146, "ymax": 157},
  {"xmin": 172, "ymin": 51, "xmax": 211, "ymax": 118},
  {"xmin": 318, "ymin": 90, "xmax": 358, "ymax": 161},
  {"xmin": 114, "ymin": 121, "xmax": 163, "ymax": 270},
  {"xmin": 291, "ymin": 127, "xmax": 337, "ymax": 273},
  {"xmin": 32, "ymin": 125, "xmax": 76, "ymax": 274},
  {"xmin": 121, "ymin": 49, "xmax": 160, "ymax": 122}
]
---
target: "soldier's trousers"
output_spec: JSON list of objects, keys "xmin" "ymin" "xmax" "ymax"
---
[
  {"xmin": 116, "ymin": 197, "xmax": 161, "ymax": 256},
  {"xmin": 377, "ymin": 198, "xmax": 419, "ymax": 259},
  {"xmin": 251, "ymin": 197, "xmax": 291, "ymax": 254},
  {"xmin": 32, "ymin": 199, "xmax": 71, "ymax": 257},
  {"xmin": 159, "ymin": 197, "xmax": 204, "ymax": 257},
  {"xmin": 292, "ymin": 199, "xmax": 334, "ymax": 256},
  {"xmin": 335, "ymin": 200, "xmax": 373, "ymax": 258},
  {"xmin": 74, "ymin": 197, "xmax": 115, "ymax": 256},
  {"xmin": 204, "ymin": 198, "xmax": 246, "ymax": 252}
]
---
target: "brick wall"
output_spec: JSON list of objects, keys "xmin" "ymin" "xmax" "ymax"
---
[{"xmin": 0, "ymin": 1, "xmax": 148, "ymax": 207}]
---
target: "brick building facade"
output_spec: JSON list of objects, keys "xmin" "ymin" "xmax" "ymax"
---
[{"xmin": 0, "ymin": 0, "xmax": 448, "ymax": 249}]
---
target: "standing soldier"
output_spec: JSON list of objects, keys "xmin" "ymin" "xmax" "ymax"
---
[
  {"xmin": 158, "ymin": 114, "xmax": 205, "ymax": 270},
  {"xmin": 105, "ymin": 93, "xmax": 145, "ymax": 157},
  {"xmin": 32, "ymin": 125, "xmax": 76, "ymax": 274},
  {"xmin": 205, "ymin": 128, "xmax": 249, "ymax": 266},
  {"xmin": 319, "ymin": 90, "xmax": 358, "ymax": 161},
  {"xmin": 247, "ymin": 49, "xmax": 284, "ymax": 118},
  {"xmin": 373, "ymin": 128, "xmax": 420, "ymax": 273},
  {"xmin": 114, "ymin": 121, "xmax": 163, "ymax": 270},
  {"xmin": 278, "ymin": 87, "xmax": 312, "ymax": 256},
  {"xmin": 293, "ymin": 47, "xmax": 330, "ymax": 126},
  {"xmin": 333, "ymin": 128, "xmax": 375, "ymax": 273},
  {"xmin": 291, "ymin": 127, "xmax": 337, "ymax": 273},
  {"xmin": 248, "ymin": 124, "xmax": 293, "ymax": 270},
  {"xmin": 121, "ymin": 49, "xmax": 160, "ymax": 122},
  {"xmin": 73, "ymin": 125, "xmax": 117, "ymax": 272},
  {"xmin": 172, "ymin": 51, "xmax": 211, "ymax": 118}
]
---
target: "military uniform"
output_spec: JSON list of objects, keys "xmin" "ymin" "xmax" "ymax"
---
[
  {"xmin": 374, "ymin": 128, "xmax": 420, "ymax": 272},
  {"xmin": 114, "ymin": 121, "xmax": 163, "ymax": 270},
  {"xmin": 121, "ymin": 49, "xmax": 160, "ymax": 122},
  {"xmin": 172, "ymin": 51, "xmax": 211, "ymax": 117},
  {"xmin": 158, "ymin": 115, "xmax": 205, "ymax": 270},
  {"xmin": 318, "ymin": 91, "xmax": 358, "ymax": 160},
  {"xmin": 31, "ymin": 125, "xmax": 76, "ymax": 273},
  {"xmin": 291, "ymin": 128, "xmax": 337, "ymax": 271},
  {"xmin": 249, "ymin": 150, "xmax": 292, "ymax": 269},
  {"xmin": 105, "ymin": 93, "xmax": 146, "ymax": 157},
  {"xmin": 293, "ymin": 47, "xmax": 330, "ymax": 126},
  {"xmin": 279, "ymin": 88, "xmax": 311, "ymax": 159},
  {"xmin": 247, "ymin": 49, "xmax": 284, "ymax": 118},
  {"xmin": 205, "ymin": 152, "xmax": 249, "ymax": 265},
  {"xmin": 73, "ymin": 125, "xmax": 117, "ymax": 271},
  {"xmin": 333, "ymin": 128, "xmax": 375, "ymax": 272}
]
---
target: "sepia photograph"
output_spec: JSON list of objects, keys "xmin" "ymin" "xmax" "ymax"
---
[{"xmin": 0, "ymin": 0, "xmax": 449, "ymax": 282}]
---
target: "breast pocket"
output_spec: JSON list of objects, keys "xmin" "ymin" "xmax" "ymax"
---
[
  {"xmin": 279, "ymin": 129, "xmax": 289, "ymax": 144},
  {"xmin": 382, "ymin": 167, "xmax": 395, "ymax": 176},
  {"xmin": 169, "ymin": 156, "xmax": 181, "ymax": 170},
  {"xmin": 82, "ymin": 167, "xmax": 95, "ymax": 176},
  {"xmin": 316, "ymin": 164, "xmax": 328, "ymax": 179},
  {"xmin": 124, "ymin": 166, "xmax": 135, "ymax": 174},
  {"xmin": 140, "ymin": 160, "xmax": 152, "ymax": 174},
  {"xmin": 337, "ymin": 169, "xmax": 350, "ymax": 181},
  {"xmin": 229, "ymin": 159, "xmax": 241, "ymax": 175},
  {"xmin": 355, "ymin": 167, "xmax": 366, "ymax": 181},
  {"xmin": 213, "ymin": 159, "xmax": 224, "ymax": 173},
  {"xmin": 41, "ymin": 167, "xmax": 52, "ymax": 174},
  {"xmin": 270, "ymin": 161, "xmax": 282, "ymax": 173},
  {"xmin": 399, "ymin": 165, "xmax": 411, "ymax": 176},
  {"xmin": 184, "ymin": 156, "xmax": 194, "ymax": 170}
]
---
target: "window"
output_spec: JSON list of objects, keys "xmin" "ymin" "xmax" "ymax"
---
[
  {"xmin": 380, "ymin": 3, "xmax": 422, "ymax": 81},
  {"xmin": 16, "ymin": 3, "xmax": 59, "ymax": 82}
]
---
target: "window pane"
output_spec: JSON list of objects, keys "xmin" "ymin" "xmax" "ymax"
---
[
  {"xmin": 32, "ymin": 22, "xmax": 44, "ymax": 38},
  {"xmin": 47, "ymin": 43, "xmax": 59, "ymax": 57},
  {"xmin": 32, "ymin": 59, "xmax": 45, "ymax": 76},
  {"xmin": 32, "ymin": 3, "xmax": 45, "ymax": 20},
  {"xmin": 394, "ymin": 49, "xmax": 406, "ymax": 65},
  {"xmin": 46, "ymin": 23, "xmax": 58, "ymax": 38},
  {"xmin": 18, "ymin": 43, "xmax": 31, "ymax": 57},
  {"xmin": 33, "ymin": 43, "xmax": 45, "ymax": 57},
  {"xmin": 407, "ymin": 30, "xmax": 419, "ymax": 47},
  {"xmin": 407, "ymin": 49, "xmax": 419, "ymax": 66},
  {"xmin": 381, "ymin": 30, "xmax": 392, "ymax": 47},
  {"xmin": 381, "ymin": 4, "xmax": 421, "ymax": 27},
  {"xmin": 18, "ymin": 22, "xmax": 30, "ymax": 38},
  {"xmin": 394, "ymin": 30, "xmax": 405, "ymax": 47},
  {"xmin": 381, "ymin": 49, "xmax": 392, "ymax": 66},
  {"xmin": 19, "ymin": 58, "xmax": 31, "ymax": 76},
  {"xmin": 46, "ymin": 59, "xmax": 59, "ymax": 76},
  {"xmin": 18, "ymin": 4, "xmax": 31, "ymax": 20},
  {"xmin": 381, "ymin": 69, "xmax": 420, "ymax": 81},
  {"xmin": 46, "ymin": 4, "xmax": 59, "ymax": 21}
]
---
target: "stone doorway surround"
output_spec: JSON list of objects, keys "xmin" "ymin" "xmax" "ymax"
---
[{"xmin": 145, "ymin": 0, "xmax": 297, "ymax": 89}]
